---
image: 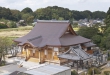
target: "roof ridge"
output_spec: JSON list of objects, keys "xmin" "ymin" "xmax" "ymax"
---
[
  {"xmin": 28, "ymin": 36, "xmax": 42, "ymax": 42},
  {"xmin": 37, "ymin": 20, "xmax": 69, "ymax": 23}
]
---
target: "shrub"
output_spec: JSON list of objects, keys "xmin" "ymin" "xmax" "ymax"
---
[
  {"xmin": 71, "ymin": 70, "xmax": 78, "ymax": 75},
  {"xmin": 0, "ymin": 61, "xmax": 6, "ymax": 66},
  {"xmin": 87, "ymin": 67, "xmax": 101, "ymax": 75},
  {"xmin": 0, "ymin": 23, "xmax": 8, "ymax": 29},
  {"xmin": 107, "ymin": 57, "xmax": 110, "ymax": 60},
  {"xmin": 8, "ymin": 21, "xmax": 17, "ymax": 28},
  {"xmin": 104, "ymin": 71, "xmax": 110, "ymax": 75}
]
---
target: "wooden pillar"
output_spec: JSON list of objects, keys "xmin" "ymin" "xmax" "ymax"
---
[
  {"xmin": 39, "ymin": 49, "xmax": 41, "ymax": 64},
  {"xmin": 45, "ymin": 49, "xmax": 47, "ymax": 59},
  {"xmin": 25, "ymin": 48, "xmax": 27, "ymax": 59},
  {"xmin": 33, "ymin": 48, "xmax": 36, "ymax": 57},
  {"xmin": 72, "ymin": 61, "xmax": 74, "ymax": 67},
  {"xmin": 97, "ymin": 55, "xmax": 100, "ymax": 65},
  {"xmin": 87, "ymin": 61, "xmax": 88, "ymax": 68},
  {"xmin": 80, "ymin": 60, "xmax": 81, "ymax": 67},
  {"xmin": 82, "ymin": 60, "xmax": 84, "ymax": 69},
  {"xmin": 52, "ymin": 47, "xmax": 54, "ymax": 60},
  {"xmin": 21, "ymin": 46, "xmax": 24, "ymax": 54},
  {"xmin": 26, "ymin": 48, "xmax": 29, "ymax": 58},
  {"xmin": 77, "ymin": 60, "xmax": 78, "ymax": 72}
]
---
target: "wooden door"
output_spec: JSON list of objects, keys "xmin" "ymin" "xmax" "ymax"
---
[
  {"xmin": 35, "ymin": 50, "xmax": 39, "ymax": 58},
  {"xmin": 47, "ymin": 48, "xmax": 53, "ymax": 60},
  {"xmin": 53, "ymin": 52, "xmax": 59, "ymax": 60},
  {"xmin": 40, "ymin": 49, "xmax": 45, "ymax": 62},
  {"xmin": 29, "ymin": 50, "xmax": 33, "ymax": 57}
]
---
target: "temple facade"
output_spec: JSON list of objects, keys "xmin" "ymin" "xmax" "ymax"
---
[{"xmin": 14, "ymin": 20, "xmax": 97, "ymax": 66}]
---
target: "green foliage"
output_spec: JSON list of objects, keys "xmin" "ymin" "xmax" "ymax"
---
[
  {"xmin": 11, "ymin": 10, "xmax": 21, "ymax": 21},
  {"xmin": 104, "ymin": 71, "xmax": 110, "ymax": 75},
  {"xmin": 21, "ymin": 7, "xmax": 33, "ymax": 14},
  {"xmin": 105, "ymin": 7, "xmax": 110, "ymax": 28},
  {"xmin": 71, "ymin": 70, "xmax": 78, "ymax": 75},
  {"xmin": 58, "ymin": 17, "xmax": 64, "ymax": 20},
  {"xmin": 87, "ymin": 67, "xmax": 101, "ymax": 75},
  {"xmin": 0, "ymin": 19, "xmax": 17, "ymax": 28},
  {"xmin": 72, "ymin": 23, "xmax": 78, "ymax": 28},
  {"xmin": 0, "ymin": 23, "xmax": 8, "ymax": 29},
  {"xmin": 92, "ymin": 35, "xmax": 102, "ymax": 46},
  {"xmin": 8, "ymin": 21, "xmax": 17, "ymax": 28},
  {"xmin": 105, "ymin": 35, "xmax": 110, "ymax": 49},
  {"xmin": 34, "ymin": 6, "xmax": 106, "ymax": 20},
  {"xmin": 107, "ymin": 57, "xmax": 110, "ymax": 60},
  {"xmin": 0, "ymin": 37, "xmax": 15, "ymax": 65},
  {"xmin": 100, "ymin": 36, "xmax": 106, "ymax": 49},
  {"xmin": 77, "ymin": 27, "xmax": 99, "ymax": 39},
  {"xmin": 27, "ymin": 16, "xmax": 34, "ymax": 23},
  {"xmin": 0, "ymin": 7, "xmax": 12, "ymax": 20},
  {"xmin": 0, "ymin": 6, "xmax": 106, "ymax": 23},
  {"xmin": 92, "ymin": 11, "xmax": 106, "ymax": 19},
  {"xmin": 104, "ymin": 27, "xmax": 110, "ymax": 36},
  {"xmin": 0, "ymin": 61, "xmax": 6, "ymax": 66}
]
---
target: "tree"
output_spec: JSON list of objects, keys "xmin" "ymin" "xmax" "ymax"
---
[
  {"xmin": 105, "ymin": 7, "xmax": 110, "ymax": 28},
  {"xmin": 0, "ymin": 23, "xmax": 8, "ymax": 29},
  {"xmin": 92, "ymin": 11, "xmax": 106, "ymax": 19},
  {"xmin": 0, "ymin": 7, "xmax": 13, "ymax": 20},
  {"xmin": 8, "ymin": 21, "xmax": 17, "ymax": 28},
  {"xmin": 100, "ymin": 36, "xmax": 107, "ymax": 50},
  {"xmin": 104, "ymin": 27, "xmax": 110, "ymax": 36},
  {"xmin": 77, "ymin": 27, "xmax": 99, "ymax": 39},
  {"xmin": 22, "ymin": 13, "xmax": 31, "ymax": 23},
  {"xmin": 92, "ymin": 35, "xmax": 102, "ymax": 46},
  {"xmin": 0, "ymin": 37, "xmax": 14, "ymax": 65},
  {"xmin": 27, "ymin": 16, "xmax": 34, "ymax": 23},
  {"xmin": 105, "ymin": 35, "xmax": 110, "ymax": 49},
  {"xmin": 21, "ymin": 7, "xmax": 33, "ymax": 14},
  {"xmin": 11, "ymin": 10, "xmax": 21, "ymax": 21}
]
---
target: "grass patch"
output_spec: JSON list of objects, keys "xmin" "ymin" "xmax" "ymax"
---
[
  {"xmin": 0, "ymin": 26, "xmax": 33, "ymax": 32},
  {"xmin": 0, "ymin": 26, "xmax": 33, "ymax": 37}
]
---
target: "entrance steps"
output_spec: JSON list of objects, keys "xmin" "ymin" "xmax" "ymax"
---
[
  {"xmin": 27, "ymin": 57, "xmax": 39, "ymax": 63},
  {"xmin": 19, "ymin": 61, "xmax": 39, "ymax": 68},
  {"xmin": 18, "ymin": 57, "xmax": 39, "ymax": 68}
]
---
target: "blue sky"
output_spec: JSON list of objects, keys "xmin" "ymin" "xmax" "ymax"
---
[{"xmin": 0, "ymin": 0, "xmax": 110, "ymax": 12}]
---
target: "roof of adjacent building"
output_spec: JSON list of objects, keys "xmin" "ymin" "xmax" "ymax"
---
[
  {"xmin": 84, "ymin": 42, "xmax": 96, "ymax": 47},
  {"xmin": 14, "ymin": 20, "xmax": 91, "ymax": 47},
  {"xmin": 9, "ymin": 71, "xmax": 32, "ymax": 75},
  {"xmin": 58, "ymin": 45, "xmax": 92, "ymax": 61},
  {"xmin": 24, "ymin": 64, "xmax": 70, "ymax": 75},
  {"xmin": 4, "ymin": 64, "xmax": 70, "ymax": 75},
  {"xmin": 0, "ymin": 64, "xmax": 27, "ymax": 73}
]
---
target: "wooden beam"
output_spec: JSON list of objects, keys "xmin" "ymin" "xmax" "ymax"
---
[{"xmin": 69, "ymin": 24, "xmax": 77, "ymax": 35}]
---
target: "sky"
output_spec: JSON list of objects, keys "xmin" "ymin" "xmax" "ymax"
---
[{"xmin": 0, "ymin": 0, "xmax": 110, "ymax": 12}]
